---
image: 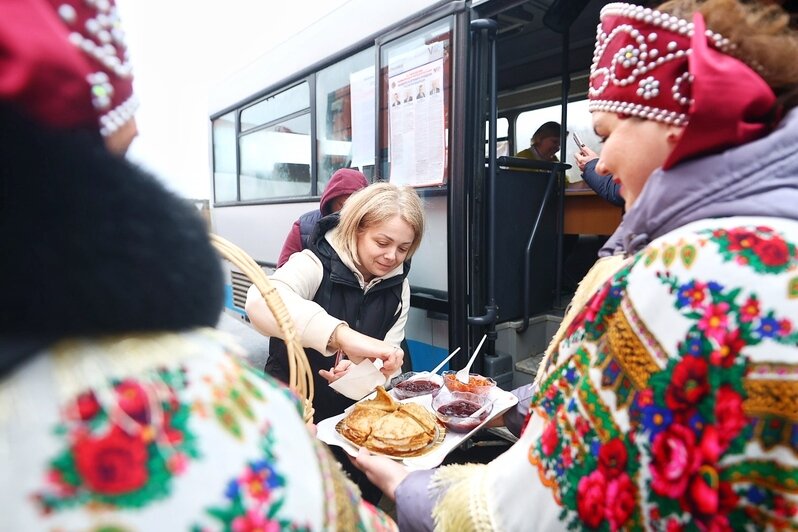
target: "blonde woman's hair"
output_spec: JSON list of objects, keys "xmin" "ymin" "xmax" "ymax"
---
[
  {"xmin": 658, "ymin": 0, "xmax": 798, "ymax": 113},
  {"xmin": 333, "ymin": 182, "xmax": 425, "ymax": 266}
]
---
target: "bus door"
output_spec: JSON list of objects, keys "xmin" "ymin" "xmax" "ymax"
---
[{"xmin": 460, "ymin": 0, "xmax": 614, "ymax": 385}]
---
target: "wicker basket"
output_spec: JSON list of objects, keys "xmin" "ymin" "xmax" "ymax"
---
[{"xmin": 210, "ymin": 234, "xmax": 315, "ymax": 423}]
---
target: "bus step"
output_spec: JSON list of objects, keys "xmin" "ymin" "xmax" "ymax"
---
[{"xmin": 515, "ymin": 352, "xmax": 545, "ymax": 377}]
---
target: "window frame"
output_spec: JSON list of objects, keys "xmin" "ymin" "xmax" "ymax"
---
[{"xmin": 210, "ymin": 4, "xmax": 464, "ymax": 207}]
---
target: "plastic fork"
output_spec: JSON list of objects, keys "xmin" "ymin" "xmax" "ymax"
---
[
  {"xmin": 428, "ymin": 346, "xmax": 461, "ymax": 375},
  {"xmin": 456, "ymin": 334, "xmax": 487, "ymax": 384}
]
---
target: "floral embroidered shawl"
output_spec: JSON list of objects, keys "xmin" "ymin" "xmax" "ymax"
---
[
  {"xmin": 429, "ymin": 216, "xmax": 798, "ymax": 530},
  {"xmin": 0, "ymin": 329, "xmax": 396, "ymax": 531}
]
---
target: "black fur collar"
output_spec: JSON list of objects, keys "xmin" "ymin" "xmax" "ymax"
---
[{"xmin": 0, "ymin": 105, "xmax": 223, "ymax": 350}]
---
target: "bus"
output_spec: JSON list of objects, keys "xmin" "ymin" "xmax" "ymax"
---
[{"xmin": 208, "ymin": 0, "xmax": 626, "ymax": 389}]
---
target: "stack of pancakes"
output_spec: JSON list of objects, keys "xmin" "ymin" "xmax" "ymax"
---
[{"xmin": 338, "ymin": 387, "xmax": 438, "ymax": 456}]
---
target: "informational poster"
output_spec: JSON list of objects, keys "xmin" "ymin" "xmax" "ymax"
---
[
  {"xmin": 388, "ymin": 42, "xmax": 446, "ymax": 187},
  {"xmin": 349, "ymin": 66, "xmax": 376, "ymax": 170}
]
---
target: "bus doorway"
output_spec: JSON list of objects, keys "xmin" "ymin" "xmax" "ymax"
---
[{"xmin": 452, "ymin": 0, "xmax": 624, "ymax": 386}]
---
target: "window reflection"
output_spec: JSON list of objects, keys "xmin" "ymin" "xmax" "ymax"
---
[
  {"xmin": 241, "ymin": 83, "xmax": 309, "ymax": 132},
  {"xmin": 240, "ymin": 114, "xmax": 311, "ymax": 200},
  {"xmin": 315, "ymin": 48, "xmax": 375, "ymax": 192},
  {"xmin": 485, "ymin": 117, "xmax": 510, "ymax": 157},
  {"xmin": 213, "ymin": 112, "xmax": 237, "ymax": 202}
]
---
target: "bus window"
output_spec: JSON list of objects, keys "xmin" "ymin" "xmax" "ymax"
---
[
  {"xmin": 240, "ymin": 83, "xmax": 309, "ymax": 132},
  {"xmin": 514, "ymin": 100, "xmax": 597, "ymax": 183},
  {"xmin": 379, "ymin": 17, "xmax": 452, "ymax": 186},
  {"xmin": 315, "ymin": 47, "xmax": 375, "ymax": 190},
  {"xmin": 485, "ymin": 117, "xmax": 509, "ymax": 158},
  {"xmin": 239, "ymin": 83, "xmax": 311, "ymax": 200},
  {"xmin": 212, "ymin": 111, "xmax": 237, "ymax": 203}
]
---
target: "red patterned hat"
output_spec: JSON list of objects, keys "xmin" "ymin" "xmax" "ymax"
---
[
  {"xmin": 588, "ymin": 3, "xmax": 777, "ymax": 169},
  {"xmin": 0, "ymin": 0, "xmax": 136, "ymax": 137}
]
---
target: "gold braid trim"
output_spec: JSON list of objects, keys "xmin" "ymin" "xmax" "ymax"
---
[
  {"xmin": 312, "ymin": 440, "xmax": 360, "ymax": 531},
  {"xmin": 431, "ymin": 464, "xmax": 496, "ymax": 531},
  {"xmin": 727, "ymin": 460, "xmax": 798, "ymax": 493},
  {"xmin": 604, "ymin": 307, "xmax": 661, "ymax": 391},
  {"xmin": 744, "ymin": 379, "xmax": 798, "ymax": 422},
  {"xmin": 535, "ymin": 256, "xmax": 627, "ymax": 387}
]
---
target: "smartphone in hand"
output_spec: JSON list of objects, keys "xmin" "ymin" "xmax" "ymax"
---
[{"xmin": 572, "ymin": 131, "xmax": 586, "ymax": 153}]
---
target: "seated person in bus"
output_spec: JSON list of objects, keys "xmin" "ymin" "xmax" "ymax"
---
[
  {"xmin": 574, "ymin": 144, "xmax": 623, "ymax": 206},
  {"xmin": 277, "ymin": 167, "xmax": 368, "ymax": 267},
  {"xmin": 516, "ymin": 121, "xmax": 561, "ymax": 162},
  {"xmin": 246, "ymin": 182, "xmax": 424, "ymax": 502},
  {"xmin": 353, "ymin": 0, "xmax": 798, "ymax": 529},
  {"xmin": 0, "ymin": 1, "xmax": 395, "ymax": 530}
]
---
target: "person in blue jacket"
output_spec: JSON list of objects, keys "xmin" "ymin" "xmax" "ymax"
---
[{"xmin": 574, "ymin": 145, "xmax": 623, "ymax": 207}]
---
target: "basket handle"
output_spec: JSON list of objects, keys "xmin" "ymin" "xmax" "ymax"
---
[{"xmin": 210, "ymin": 234, "xmax": 315, "ymax": 423}]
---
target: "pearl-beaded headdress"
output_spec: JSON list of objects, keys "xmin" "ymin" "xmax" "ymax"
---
[
  {"xmin": 589, "ymin": 3, "xmax": 777, "ymax": 169},
  {"xmin": 1, "ymin": 0, "xmax": 136, "ymax": 138}
]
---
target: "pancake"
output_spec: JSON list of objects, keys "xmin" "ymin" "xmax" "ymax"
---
[
  {"xmin": 356, "ymin": 386, "xmax": 397, "ymax": 413},
  {"xmin": 337, "ymin": 386, "xmax": 438, "ymax": 456}
]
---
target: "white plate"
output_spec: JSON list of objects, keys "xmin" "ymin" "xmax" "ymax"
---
[{"xmin": 316, "ymin": 387, "xmax": 518, "ymax": 471}]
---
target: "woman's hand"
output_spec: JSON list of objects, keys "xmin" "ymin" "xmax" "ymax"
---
[
  {"xmin": 352, "ymin": 448, "xmax": 410, "ymax": 501},
  {"xmin": 573, "ymin": 145, "xmax": 598, "ymax": 172},
  {"xmin": 335, "ymin": 326, "xmax": 403, "ymax": 376},
  {"xmin": 318, "ymin": 359, "xmax": 353, "ymax": 384}
]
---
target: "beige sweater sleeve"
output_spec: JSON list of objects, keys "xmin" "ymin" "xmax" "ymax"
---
[{"xmin": 245, "ymin": 249, "xmax": 344, "ymax": 356}]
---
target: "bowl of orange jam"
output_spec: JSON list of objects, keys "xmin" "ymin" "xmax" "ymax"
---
[{"xmin": 441, "ymin": 371, "xmax": 496, "ymax": 396}]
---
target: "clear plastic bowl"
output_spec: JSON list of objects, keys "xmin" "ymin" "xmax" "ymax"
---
[
  {"xmin": 432, "ymin": 389, "xmax": 493, "ymax": 433},
  {"xmin": 390, "ymin": 372, "xmax": 443, "ymax": 400},
  {"xmin": 441, "ymin": 371, "xmax": 496, "ymax": 396}
]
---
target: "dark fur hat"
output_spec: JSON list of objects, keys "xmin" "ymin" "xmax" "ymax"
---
[{"xmin": 0, "ymin": 104, "xmax": 223, "ymax": 354}]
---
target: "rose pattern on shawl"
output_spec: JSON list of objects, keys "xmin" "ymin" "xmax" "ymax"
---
[
  {"xmin": 35, "ymin": 367, "xmax": 200, "ymax": 512},
  {"xmin": 707, "ymin": 226, "xmax": 797, "ymax": 274},
  {"xmin": 649, "ymin": 424, "xmax": 700, "ymax": 499},
  {"xmin": 576, "ymin": 471, "xmax": 606, "ymax": 528},
  {"xmin": 541, "ymin": 419, "xmax": 560, "ymax": 456},
  {"xmin": 664, "ymin": 356, "xmax": 710, "ymax": 412},
  {"xmin": 34, "ymin": 363, "xmax": 269, "ymax": 513},
  {"xmin": 67, "ymin": 391, "xmax": 101, "ymax": 422},
  {"xmin": 115, "ymin": 380, "xmax": 151, "ymax": 424},
  {"xmin": 527, "ymin": 225, "xmax": 798, "ymax": 530},
  {"xmin": 73, "ymin": 426, "xmax": 149, "ymax": 495},
  {"xmin": 201, "ymin": 422, "xmax": 311, "ymax": 532},
  {"xmin": 597, "ymin": 438, "xmax": 627, "ymax": 480}
]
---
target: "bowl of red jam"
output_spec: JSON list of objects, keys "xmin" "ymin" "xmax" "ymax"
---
[
  {"xmin": 432, "ymin": 390, "xmax": 493, "ymax": 433},
  {"xmin": 391, "ymin": 372, "xmax": 443, "ymax": 400},
  {"xmin": 441, "ymin": 371, "xmax": 496, "ymax": 396}
]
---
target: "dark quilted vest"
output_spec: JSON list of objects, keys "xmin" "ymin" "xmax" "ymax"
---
[
  {"xmin": 265, "ymin": 214, "xmax": 409, "ymax": 421},
  {"xmin": 298, "ymin": 209, "xmax": 322, "ymax": 251}
]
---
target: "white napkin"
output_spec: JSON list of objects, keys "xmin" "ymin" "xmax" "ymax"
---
[{"xmin": 329, "ymin": 358, "xmax": 385, "ymax": 400}]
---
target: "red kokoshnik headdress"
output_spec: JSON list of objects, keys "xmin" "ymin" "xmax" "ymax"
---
[
  {"xmin": 0, "ymin": 0, "xmax": 136, "ymax": 137},
  {"xmin": 588, "ymin": 3, "xmax": 777, "ymax": 169}
]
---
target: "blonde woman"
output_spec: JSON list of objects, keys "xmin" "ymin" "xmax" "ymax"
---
[{"xmin": 246, "ymin": 182, "xmax": 424, "ymax": 501}]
